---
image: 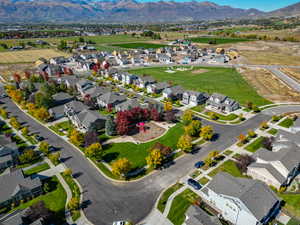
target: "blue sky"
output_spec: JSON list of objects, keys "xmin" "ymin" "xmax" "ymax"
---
[{"xmin": 139, "ymin": 0, "xmax": 300, "ymax": 12}]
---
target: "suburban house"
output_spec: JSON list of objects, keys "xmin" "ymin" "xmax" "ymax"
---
[
  {"xmin": 121, "ymin": 72, "xmax": 137, "ymax": 85},
  {"xmin": 115, "ymin": 99, "xmax": 141, "ymax": 112},
  {"xmin": 147, "ymin": 82, "xmax": 171, "ymax": 94},
  {"xmin": 56, "ymin": 76, "xmax": 79, "ymax": 89},
  {"xmin": 206, "ymin": 93, "xmax": 240, "ymax": 113},
  {"xmin": 184, "ymin": 205, "xmax": 222, "ymax": 225},
  {"xmin": 0, "ymin": 169, "xmax": 43, "ymax": 208},
  {"xmin": 81, "ymin": 86, "xmax": 111, "ymax": 101},
  {"xmin": 200, "ymin": 172, "xmax": 281, "ymax": 225},
  {"xmin": 247, "ymin": 133, "xmax": 300, "ymax": 189},
  {"xmin": 50, "ymin": 56, "xmax": 68, "ymax": 65},
  {"xmin": 0, "ymin": 135, "xmax": 19, "ymax": 170},
  {"xmin": 136, "ymin": 76, "xmax": 156, "ymax": 89},
  {"xmin": 64, "ymin": 100, "xmax": 89, "ymax": 119},
  {"xmin": 182, "ymin": 91, "xmax": 209, "ymax": 106},
  {"xmin": 157, "ymin": 54, "xmax": 172, "ymax": 64},
  {"xmin": 48, "ymin": 92, "xmax": 74, "ymax": 120},
  {"xmin": 76, "ymin": 79, "xmax": 95, "ymax": 96},
  {"xmin": 163, "ymin": 85, "xmax": 185, "ymax": 100},
  {"xmin": 0, "ymin": 209, "xmax": 43, "ymax": 225},
  {"xmin": 68, "ymin": 109, "xmax": 107, "ymax": 132},
  {"xmin": 97, "ymin": 92, "xmax": 126, "ymax": 109}
]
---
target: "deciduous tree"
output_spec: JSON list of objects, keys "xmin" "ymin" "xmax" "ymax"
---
[
  {"xmin": 85, "ymin": 143, "xmax": 103, "ymax": 159},
  {"xmin": 146, "ymin": 149, "xmax": 164, "ymax": 169},
  {"xmin": 182, "ymin": 110, "xmax": 193, "ymax": 125},
  {"xmin": 111, "ymin": 158, "xmax": 132, "ymax": 178},
  {"xmin": 10, "ymin": 117, "xmax": 21, "ymax": 130},
  {"xmin": 39, "ymin": 141, "xmax": 50, "ymax": 155},
  {"xmin": 177, "ymin": 135, "xmax": 193, "ymax": 153},
  {"xmin": 200, "ymin": 125, "xmax": 214, "ymax": 141},
  {"xmin": 68, "ymin": 197, "xmax": 79, "ymax": 211},
  {"xmin": 69, "ymin": 129, "xmax": 84, "ymax": 147}
]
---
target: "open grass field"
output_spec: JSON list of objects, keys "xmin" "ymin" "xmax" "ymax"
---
[
  {"xmin": 188, "ymin": 36, "xmax": 251, "ymax": 44},
  {"xmin": 0, "ymin": 49, "xmax": 70, "ymax": 64},
  {"xmin": 129, "ymin": 66, "xmax": 270, "ymax": 106},
  {"xmin": 111, "ymin": 42, "xmax": 168, "ymax": 49},
  {"xmin": 103, "ymin": 123, "xmax": 184, "ymax": 169}
]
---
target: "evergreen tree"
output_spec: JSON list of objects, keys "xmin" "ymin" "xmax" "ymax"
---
[{"xmin": 105, "ymin": 115, "xmax": 116, "ymax": 136}]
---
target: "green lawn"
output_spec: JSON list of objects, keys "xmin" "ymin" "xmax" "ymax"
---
[
  {"xmin": 287, "ymin": 218, "xmax": 300, "ymax": 225},
  {"xmin": 157, "ymin": 183, "xmax": 183, "ymax": 213},
  {"xmin": 223, "ymin": 150, "xmax": 233, "ymax": 156},
  {"xmin": 10, "ymin": 176, "xmax": 67, "ymax": 222},
  {"xmin": 17, "ymin": 157, "xmax": 43, "ymax": 169},
  {"xmin": 279, "ymin": 118, "xmax": 294, "ymax": 128},
  {"xmin": 191, "ymin": 104, "xmax": 205, "ymax": 113},
  {"xmin": 279, "ymin": 192, "xmax": 300, "ymax": 219},
  {"xmin": 245, "ymin": 136, "xmax": 265, "ymax": 152},
  {"xmin": 24, "ymin": 163, "xmax": 50, "ymax": 176},
  {"xmin": 102, "ymin": 123, "xmax": 184, "ymax": 169},
  {"xmin": 208, "ymin": 160, "xmax": 245, "ymax": 178},
  {"xmin": 111, "ymin": 42, "xmax": 168, "ymax": 49},
  {"xmin": 198, "ymin": 177, "xmax": 210, "ymax": 185},
  {"xmin": 61, "ymin": 174, "xmax": 81, "ymax": 221},
  {"xmin": 49, "ymin": 120, "xmax": 72, "ymax": 136},
  {"xmin": 188, "ymin": 37, "xmax": 251, "ymax": 44},
  {"xmin": 128, "ymin": 66, "xmax": 270, "ymax": 106},
  {"xmin": 167, "ymin": 189, "xmax": 199, "ymax": 225},
  {"xmin": 204, "ymin": 111, "xmax": 238, "ymax": 121},
  {"xmin": 268, "ymin": 128, "xmax": 278, "ymax": 135}
]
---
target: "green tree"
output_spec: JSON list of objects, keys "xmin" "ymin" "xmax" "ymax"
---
[
  {"xmin": 43, "ymin": 183, "xmax": 51, "ymax": 193},
  {"xmin": 21, "ymin": 127, "xmax": 29, "ymax": 136},
  {"xmin": 49, "ymin": 152, "xmax": 60, "ymax": 165},
  {"xmin": 9, "ymin": 117, "xmax": 21, "ymax": 130},
  {"xmin": 0, "ymin": 108, "xmax": 8, "ymax": 119},
  {"xmin": 68, "ymin": 197, "xmax": 80, "ymax": 210},
  {"xmin": 105, "ymin": 115, "xmax": 116, "ymax": 136},
  {"xmin": 39, "ymin": 141, "xmax": 50, "ymax": 155},
  {"xmin": 19, "ymin": 150, "xmax": 37, "ymax": 164},
  {"xmin": 63, "ymin": 168, "xmax": 73, "ymax": 177}
]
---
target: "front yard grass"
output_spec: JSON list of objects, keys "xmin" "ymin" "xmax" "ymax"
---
[
  {"xmin": 17, "ymin": 157, "xmax": 43, "ymax": 169},
  {"xmin": 208, "ymin": 160, "xmax": 245, "ymax": 178},
  {"xmin": 278, "ymin": 192, "xmax": 300, "ymax": 219},
  {"xmin": 10, "ymin": 176, "xmax": 67, "ymax": 222},
  {"xmin": 268, "ymin": 128, "xmax": 278, "ymax": 135},
  {"xmin": 191, "ymin": 104, "xmax": 205, "ymax": 113},
  {"xmin": 198, "ymin": 177, "xmax": 210, "ymax": 185},
  {"xmin": 279, "ymin": 118, "xmax": 294, "ymax": 128},
  {"xmin": 204, "ymin": 111, "xmax": 238, "ymax": 121},
  {"xmin": 189, "ymin": 170, "xmax": 201, "ymax": 179},
  {"xmin": 223, "ymin": 150, "xmax": 233, "ymax": 156},
  {"xmin": 128, "ymin": 66, "xmax": 271, "ymax": 106},
  {"xmin": 23, "ymin": 163, "xmax": 50, "ymax": 176},
  {"xmin": 167, "ymin": 189, "xmax": 199, "ymax": 225},
  {"xmin": 245, "ymin": 136, "xmax": 265, "ymax": 152},
  {"xmin": 49, "ymin": 120, "xmax": 72, "ymax": 136},
  {"xmin": 287, "ymin": 218, "xmax": 300, "ymax": 225},
  {"xmin": 102, "ymin": 123, "xmax": 184, "ymax": 169},
  {"xmin": 157, "ymin": 183, "xmax": 183, "ymax": 213}
]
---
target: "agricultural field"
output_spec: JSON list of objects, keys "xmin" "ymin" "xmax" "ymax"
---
[
  {"xmin": 281, "ymin": 68, "xmax": 300, "ymax": 83},
  {"xmin": 129, "ymin": 66, "xmax": 270, "ymax": 106},
  {"xmin": 188, "ymin": 36, "xmax": 251, "ymax": 44},
  {"xmin": 0, "ymin": 49, "xmax": 70, "ymax": 64},
  {"xmin": 239, "ymin": 67, "xmax": 300, "ymax": 103},
  {"xmin": 111, "ymin": 42, "xmax": 168, "ymax": 49}
]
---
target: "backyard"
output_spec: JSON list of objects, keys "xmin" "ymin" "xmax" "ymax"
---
[{"xmin": 128, "ymin": 66, "xmax": 270, "ymax": 106}]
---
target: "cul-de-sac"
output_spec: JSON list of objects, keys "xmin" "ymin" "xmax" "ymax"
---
[{"xmin": 1, "ymin": 3, "xmax": 300, "ymax": 225}]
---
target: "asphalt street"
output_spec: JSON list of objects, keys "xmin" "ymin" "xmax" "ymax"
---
[{"xmin": 2, "ymin": 97, "xmax": 300, "ymax": 225}]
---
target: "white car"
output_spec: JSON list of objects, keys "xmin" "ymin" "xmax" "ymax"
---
[{"xmin": 112, "ymin": 221, "xmax": 130, "ymax": 225}]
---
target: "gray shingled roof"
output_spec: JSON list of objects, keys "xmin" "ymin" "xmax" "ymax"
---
[
  {"xmin": 0, "ymin": 135, "xmax": 18, "ymax": 157},
  {"xmin": 97, "ymin": 92, "xmax": 126, "ymax": 105},
  {"xmin": 77, "ymin": 109, "xmax": 106, "ymax": 129},
  {"xmin": 83, "ymin": 86, "xmax": 111, "ymax": 98},
  {"xmin": 185, "ymin": 205, "xmax": 222, "ymax": 225},
  {"xmin": 206, "ymin": 172, "xmax": 280, "ymax": 221},
  {"xmin": 116, "ymin": 99, "xmax": 140, "ymax": 111},
  {"xmin": 52, "ymin": 92, "xmax": 73, "ymax": 102},
  {"xmin": 0, "ymin": 170, "xmax": 42, "ymax": 203},
  {"xmin": 65, "ymin": 100, "xmax": 89, "ymax": 114}
]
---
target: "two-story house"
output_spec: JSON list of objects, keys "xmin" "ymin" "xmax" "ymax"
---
[
  {"xmin": 182, "ymin": 91, "xmax": 209, "ymax": 106},
  {"xmin": 206, "ymin": 93, "xmax": 240, "ymax": 113},
  {"xmin": 136, "ymin": 76, "xmax": 156, "ymax": 89},
  {"xmin": 201, "ymin": 172, "xmax": 281, "ymax": 225},
  {"xmin": 147, "ymin": 82, "xmax": 171, "ymax": 94},
  {"xmin": 163, "ymin": 85, "xmax": 185, "ymax": 100},
  {"xmin": 0, "ymin": 135, "xmax": 19, "ymax": 170},
  {"xmin": 121, "ymin": 72, "xmax": 138, "ymax": 85},
  {"xmin": 97, "ymin": 92, "xmax": 127, "ymax": 110},
  {"xmin": 247, "ymin": 131, "xmax": 300, "ymax": 189},
  {"xmin": 0, "ymin": 169, "xmax": 43, "ymax": 208},
  {"xmin": 76, "ymin": 79, "xmax": 95, "ymax": 96}
]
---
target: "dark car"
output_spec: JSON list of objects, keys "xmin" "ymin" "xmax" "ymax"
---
[
  {"xmin": 35, "ymin": 135, "xmax": 44, "ymax": 141},
  {"xmin": 187, "ymin": 178, "xmax": 202, "ymax": 190},
  {"xmin": 194, "ymin": 161, "xmax": 205, "ymax": 168}
]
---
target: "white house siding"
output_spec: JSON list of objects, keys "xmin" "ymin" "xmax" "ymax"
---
[
  {"xmin": 204, "ymin": 189, "xmax": 259, "ymax": 225},
  {"xmin": 247, "ymin": 167, "xmax": 282, "ymax": 189},
  {"xmin": 270, "ymin": 161, "xmax": 289, "ymax": 178}
]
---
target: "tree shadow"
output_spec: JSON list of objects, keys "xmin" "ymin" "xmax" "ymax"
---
[
  {"xmin": 102, "ymin": 152, "xmax": 119, "ymax": 163},
  {"xmin": 72, "ymin": 172, "xmax": 83, "ymax": 179},
  {"xmin": 60, "ymin": 156, "xmax": 72, "ymax": 163}
]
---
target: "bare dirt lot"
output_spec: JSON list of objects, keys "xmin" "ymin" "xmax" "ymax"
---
[
  {"xmin": 238, "ymin": 67, "xmax": 300, "ymax": 103},
  {"xmin": 220, "ymin": 41, "xmax": 300, "ymax": 66},
  {"xmin": 132, "ymin": 122, "xmax": 166, "ymax": 143},
  {"xmin": 0, "ymin": 63, "xmax": 34, "ymax": 81},
  {"xmin": 280, "ymin": 68, "xmax": 300, "ymax": 82},
  {"xmin": 0, "ymin": 49, "xmax": 70, "ymax": 64}
]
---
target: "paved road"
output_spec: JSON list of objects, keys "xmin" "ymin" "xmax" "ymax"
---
[{"xmin": 2, "ymin": 97, "xmax": 300, "ymax": 225}]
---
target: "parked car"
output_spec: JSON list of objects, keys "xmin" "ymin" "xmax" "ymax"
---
[
  {"xmin": 0, "ymin": 93, "xmax": 7, "ymax": 99},
  {"xmin": 112, "ymin": 221, "xmax": 131, "ymax": 225},
  {"xmin": 187, "ymin": 178, "xmax": 202, "ymax": 190},
  {"xmin": 35, "ymin": 135, "xmax": 44, "ymax": 141},
  {"xmin": 194, "ymin": 161, "xmax": 205, "ymax": 168}
]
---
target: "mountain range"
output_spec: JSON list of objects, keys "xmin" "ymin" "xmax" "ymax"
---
[{"xmin": 0, "ymin": 0, "xmax": 299, "ymax": 23}]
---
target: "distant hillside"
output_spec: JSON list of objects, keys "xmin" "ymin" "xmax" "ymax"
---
[
  {"xmin": 0, "ymin": 0, "xmax": 264, "ymax": 23},
  {"xmin": 269, "ymin": 2, "xmax": 300, "ymax": 17}
]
